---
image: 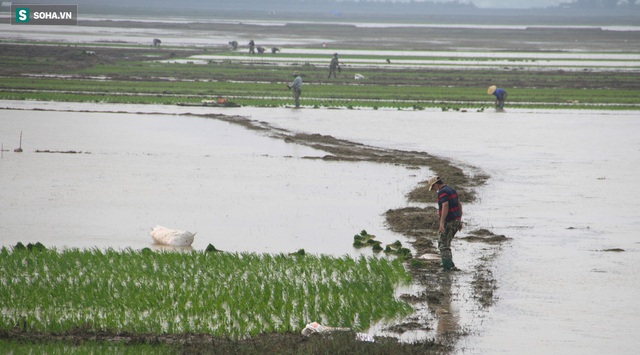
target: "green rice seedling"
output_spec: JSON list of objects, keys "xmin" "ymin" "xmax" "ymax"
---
[
  {"xmin": 205, "ymin": 244, "xmax": 220, "ymax": 252},
  {"xmin": 0, "ymin": 340, "xmax": 177, "ymax": 354},
  {"xmin": 3, "ymin": 44, "xmax": 640, "ymax": 111},
  {"xmin": 365, "ymin": 238, "xmax": 378, "ymax": 245},
  {"xmin": 0, "ymin": 247, "xmax": 412, "ymax": 338},
  {"xmin": 410, "ymin": 259, "xmax": 429, "ymax": 269},
  {"xmin": 13, "ymin": 242, "xmax": 26, "ymax": 251},
  {"xmin": 396, "ymin": 248, "xmax": 413, "ymax": 260},
  {"xmin": 383, "ymin": 240, "xmax": 412, "ymax": 258}
]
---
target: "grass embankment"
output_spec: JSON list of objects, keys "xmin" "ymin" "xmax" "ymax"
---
[
  {"xmin": 0, "ymin": 245, "xmax": 440, "ymax": 353},
  {"xmin": 1, "ymin": 43, "xmax": 639, "ymax": 110}
]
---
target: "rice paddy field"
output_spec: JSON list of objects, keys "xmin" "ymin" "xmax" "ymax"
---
[
  {"xmin": 1, "ymin": 11, "xmax": 639, "ymax": 354},
  {"xmin": 1, "ymin": 23, "xmax": 639, "ymax": 111},
  {"xmin": 0, "ymin": 246, "xmax": 411, "ymax": 336}
]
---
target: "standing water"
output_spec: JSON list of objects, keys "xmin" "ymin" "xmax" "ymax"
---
[
  {"xmin": 1, "ymin": 102, "xmax": 639, "ymax": 353},
  {"xmin": 227, "ymin": 106, "xmax": 640, "ymax": 354}
]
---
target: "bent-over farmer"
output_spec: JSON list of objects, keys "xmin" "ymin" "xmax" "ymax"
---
[
  {"xmin": 488, "ymin": 85, "xmax": 508, "ymax": 110},
  {"xmin": 428, "ymin": 176, "xmax": 463, "ymax": 271},
  {"xmin": 287, "ymin": 72, "xmax": 303, "ymax": 108}
]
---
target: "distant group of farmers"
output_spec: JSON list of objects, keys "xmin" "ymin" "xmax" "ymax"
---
[
  {"xmin": 286, "ymin": 53, "xmax": 341, "ymax": 108},
  {"xmin": 228, "ymin": 39, "xmax": 280, "ymax": 54},
  {"xmin": 226, "ymin": 39, "xmax": 507, "ymax": 112}
]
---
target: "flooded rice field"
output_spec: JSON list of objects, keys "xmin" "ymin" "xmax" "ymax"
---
[
  {"xmin": 1, "ymin": 101, "xmax": 639, "ymax": 353},
  {"xmin": 0, "ymin": 107, "xmax": 423, "ymax": 256},
  {"xmin": 2, "ymin": 11, "xmax": 640, "ymax": 352},
  {"xmin": 2, "ymin": 17, "xmax": 639, "ymax": 53},
  {"xmin": 236, "ymin": 107, "xmax": 640, "ymax": 354},
  {"xmin": 174, "ymin": 52, "xmax": 640, "ymax": 72}
]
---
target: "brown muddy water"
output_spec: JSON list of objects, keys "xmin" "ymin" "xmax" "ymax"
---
[{"xmin": 1, "ymin": 101, "xmax": 639, "ymax": 353}]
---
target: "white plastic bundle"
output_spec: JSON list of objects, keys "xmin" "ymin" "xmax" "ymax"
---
[
  {"xmin": 301, "ymin": 322, "xmax": 374, "ymax": 342},
  {"xmin": 150, "ymin": 225, "xmax": 195, "ymax": 246}
]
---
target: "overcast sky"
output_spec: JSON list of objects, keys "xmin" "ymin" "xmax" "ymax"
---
[
  {"xmin": 419, "ymin": 0, "xmax": 575, "ymax": 9},
  {"xmin": 475, "ymin": 0, "xmax": 570, "ymax": 8}
]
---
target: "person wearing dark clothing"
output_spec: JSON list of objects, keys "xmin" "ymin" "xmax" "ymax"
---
[
  {"xmin": 248, "ymin": 39, "xmax": 255, "ymax": 54},
  {"xmin": 428, "ymin": 176, "xmax": 463, "ymax": 271},
  {"xmin": 328, "ymin": 53, "xmax": 340, "ymax": 78},
  {"xmin": 488, "ymin": 85, "xmax": 508, "ymax": 109}
]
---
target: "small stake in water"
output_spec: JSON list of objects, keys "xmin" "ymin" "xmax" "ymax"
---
[{"xmin": 14, "ymin": 131, "xmax": 23, "ymax": 153}]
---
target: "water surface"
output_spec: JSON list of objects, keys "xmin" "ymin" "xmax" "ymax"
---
[
  {"xmin": 0, "ymin": 108, "xmax": 423, "ymax": 256},
  {"xmin": 2, "ymin": 102, "xmax": 639, "ymax": 354}
]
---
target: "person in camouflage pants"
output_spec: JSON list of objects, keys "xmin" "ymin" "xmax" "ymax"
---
[
  {"xmin": 439, "ymin": 219, "xmax": 462, "ymax": 270},
  {"xmin": 428, "ymin": 176, "xmax": 463, "ymax": 271}
]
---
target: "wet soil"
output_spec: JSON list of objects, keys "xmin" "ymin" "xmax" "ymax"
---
[
  {"xmin": 2, "ymin": 328, "xmax": 445, "ymax": 354},
  {"xmin": 3, "ymin": 22, "xmax": 640, "ymax": 91},
  {"xmin": 0, "ymin": 17, "xmax": 579, "ymax": 352},
  {"xmin": 189, "ymin": 113, "xmax": 502, "ymax": 347},
  {"xmin": 76, "ymin": 18, "xmax": 640, "ymax": 52},
  {"xmin": 0, "ymin": 111, "xmax": 502, "ymax": 352},
  {"xmin": 0, "ymin": 44, "xmax": 210, "ymax": 76}
]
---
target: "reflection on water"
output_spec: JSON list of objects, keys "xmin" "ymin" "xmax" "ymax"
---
[{"xmin": 435, "ymin": 274, "xmax": 459, "ymax": 344}]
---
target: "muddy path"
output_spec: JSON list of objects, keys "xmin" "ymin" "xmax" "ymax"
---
[
  {"xmin": 0, "ymin": 110, "xmax": 504, "ymax": 352},
  {"xmin": 2, "ymin": 328, "xmax": 446, "ymax": 354},
  {"xmin": 190, "ymin": 113, "xmax": 504, "ymax": 347},
  {"xmin": 0, "ymin": 17, "xmax": 539, "ymax": 351}
]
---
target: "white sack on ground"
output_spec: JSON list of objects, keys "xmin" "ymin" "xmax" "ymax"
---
[
  {"xmin": 301, "ymin": 322, "xmax": 374, "ymax": 342},
  {"xmin": 150, "ymin": 225, "xmax": 195, "ymax": 246}
]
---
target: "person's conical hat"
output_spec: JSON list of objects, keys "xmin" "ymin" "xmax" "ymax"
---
[{"xmin": 487, "ymin": 85, "xmax": 497, "ymax": 94}]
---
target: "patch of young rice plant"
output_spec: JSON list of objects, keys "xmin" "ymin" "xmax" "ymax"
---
[
  {"xmin": 0, "ymin": 339, "xmax": 176, "ymax": 354},
  {"xmin": 0, "ymin": 247, "xmax": 412, "ymax": 338}
]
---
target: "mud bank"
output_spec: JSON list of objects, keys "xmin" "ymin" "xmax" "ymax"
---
[
  {"xmin": 189, "ymin": 112, "xmax": 503, "ymax": 347},
  {"xmin": 0, "ymin": 108, "xmax": 503, "ymax": 351}
]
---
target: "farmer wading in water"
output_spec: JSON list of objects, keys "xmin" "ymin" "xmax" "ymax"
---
[{"xmin": 428, "ymin": 176, "xmax": 463, "ymax": 271}]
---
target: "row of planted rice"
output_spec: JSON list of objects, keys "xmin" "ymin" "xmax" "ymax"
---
[
  {"xmin": 184, "ymin": 49, "xmax": 640, "ymax": 72},
  {"xmin": 0, "ymin": 246, "xmax": 412, "ymax": 338}
]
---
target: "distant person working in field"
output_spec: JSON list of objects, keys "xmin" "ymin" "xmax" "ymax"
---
[
  {"xmin": 328, "ymin": 53, "xmax": 340, "ymax": 78},
  {"xmin": 428, "ymin": 176, "xmax": 463, "ymax": 271},
  {"xmin": 287, "ymin": 72, "xmax": 303, "ymax": 108},
  {"xmin": 487, "ymin": 85, "xmax": 507, "ymax": 110},
  {"xmin": 248, "ymin": 39, "xmax": 255, "ymax": 54}
]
